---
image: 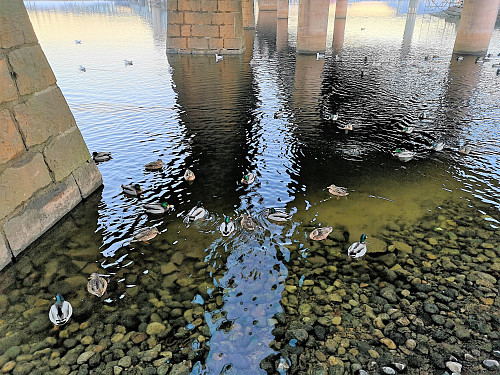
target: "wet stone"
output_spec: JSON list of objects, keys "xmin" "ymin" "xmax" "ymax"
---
[{"xmin": 483, "ymin": 359, "xmax": 499, "ymax": 368}]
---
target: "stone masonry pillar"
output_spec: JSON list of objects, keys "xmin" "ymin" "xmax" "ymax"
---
[
  {"xmin": 258, "ymin": 0, "xmax": 277, "ymax": 11},
  {"xmin": 453, "ymin": 0, "xmax": 500, "ymax": 55},
  {"xmin": 297, "ymin": 0, "xmax": 330, "ymax": 54},
  {"xmin": 0, "ymin": 0, "xmax": 102, "ymax": 270},
  {"xmin": 167, "ymin": 0, "xmax": 245, "ymax": 54},
  {"xmin": 277, "ymin": 0, "xmax": 289, "ymax": 19},
  {"xmin": 242, "ymin": 0, "xmax": 256, "ymax": 29},
  {"xmin": 333, "ymin": 0, "xmax": 347, "ymax": 51}
]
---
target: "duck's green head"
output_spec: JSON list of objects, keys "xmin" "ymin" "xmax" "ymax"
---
[
  {"xmin": 269, "ymin": 208, "xmax": 276, "ymax": 214},
  {"xmin": 243, "ymin": 175, "xmax": 249, "ymax": 181},
  {"xmin": 161, "ymin": 203, "xmax": 168, "ymax": 207},
  {"xmin": 134, "ymin": 184, "xmax": 141, "ymax": 190},
  {"xmin": 55, "ymin": 294, "xmax": 64, "ymax": 303},
  {"xmin": 196, "ymin": 201, "xmax": 203, "ymax": 207},
  {"xmin": 360, "ymin": 233, "xmax": 367, "ymax": 243},
  {"xmin": 394, "ymin": 148, "xmax": 402, "ymax": 154},
  {"xmin": 225, "ymin": 217, "xmax": 230, "ymax": 223}
]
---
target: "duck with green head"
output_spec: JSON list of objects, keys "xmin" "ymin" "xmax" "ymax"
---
[
  {"xmin": 348, "ymin": 234, "xmax": 367, "ymax": 258},
  {"xmin": 184, "ymin": 201, "xmax": 209, "ymax": 224},
  {"xmin": 393, "ymin": 148, "xmax": 415, "ymax": 162},
  {"xmin": 49, "ymin": 294, "xmax": 73, "ymax": 328},
  {"xmin": 121, "ymin": 184, "xmax": 143, "ymax": 196},
  {"xmin": 144, "ymin": 202, "xmax": 174, "ymax": 214},
  {"xmin": 220, "ymin": 216, "xmax": 235, "ymax": 236},
  {"xmin": 266, "ymin": 208, "xmax": 292, "ymax": 222},
  {"xmin": 241, "ymin": 173, "xmax": 255, "ymax": 185}
]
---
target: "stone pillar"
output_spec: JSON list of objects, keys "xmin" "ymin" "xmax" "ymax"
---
[
  {"xmin": 0, "ymin": 0, "xmax": 102, "ymax": 270},
  {"xmin": 242, "ymin": 0, "xmax": 255, "ymax": 29},
  {"xmin": 258, "ymin": 0, "xmax": 277, "ymax": 11},
  {"xmin": 277, "ymin": 0, "xmax": 289, "ymax": 19},
  {"xmin": 297, "ymin": 0, "xmax": 330, "ymax": 54},
  {"xmin": 167, "ymin": 0, "xmax": 245, "ymax": 54},
  {"xmin": 453, "ymin": 0, "xmax": 500, "ymax": 55},
  {"xmin": 276, "ymin": 18, "xmax": 288, "ymax": 51},
  {"xmin": 401, "ymin": 0, "xmax": 419, "ymax": 55},
  {"xmin": 333, "ymin": 0, "xmax": 347, "ymax": 51}
]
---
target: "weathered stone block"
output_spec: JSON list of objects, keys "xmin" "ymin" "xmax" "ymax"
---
[
  {"xmin": 14, "ymin": 87, "xmax": 76, "ymax": 147},
  {"xmin": 43, "ymin": 126, "xmax": 91, "ymax": 182},
  {"xmin": 167, "ymin": 0, "xmax": 179, "ymax": 11},
  {"xmin": 220, "ymin": 24, "xmax": 236, "ymax": 38},
  {"xmin": 0, "ymin": 0, "xmax": 37, "ymax": 48},
  {"xmin": 187, "ymin": 37, "xmax": 209, "ymax": 50},
  {"xmin": 201, "ymin": 0, "xmax": 218, "ymax": 12},
  {"xmin": 223, "ymin": 37, "xmax": 243, "ymax": 50},
  {"xmin": 0, "ymin": 109, "xmax": 25, "ymax": 164},
  {"xmin": 191, "ymin": 24, "xmax": 220, "ymax": 38},
  {"xmin": 181, "ymin": 25, "xmax": 192, "ymax": 37},
  {"xmin": 0, "ymin": 233, "xmax": 11, "ymax": 271},
  {"xmin": 72, "ymin": 160, "xmax": 102, "ymax": 199},
  {"xmin": 212, "ymin": 13, "xmax": 235, "ymax": 25},
  {"xmin": 167, "ymin": 37, "xmax": 188, "ymax": 50},
  {"xmin": 0, "ymin": 57, "xmax": 18, "ymax": 103},
  {"xmin": 258, "ymin": 0, "xmax": 277, "ymax": 10},
  {"xmin": 4, "ymin": 175, "xmax": 82, "ymax": 255},
  {"xmin": 0, "ymin": 152, "xmax": 52, "ymax": 220},
  {"xmin": 168, "ymin": 11, "xmax": 184, "ymax": 24},
  {"xmin": 218, "ymin": 0, "xmax": 242, "ymax": 12},
  {"xmin": 209, "ymin": 37, "xmax": 224, "ymax": 50},
  {"xmin": 185, "ymin": 12, "xmax": 213, "ymax": 25},
  {"xmin": 168, "ymin": 24, "xmax": 181, "ymax": 37},
  {"xmin": 8, "ymin": 45, "xmax": 56, "ymax": 96},
  {"xmin": 178, "ymin": 0, "xmax": 202, "ymax": 11}
]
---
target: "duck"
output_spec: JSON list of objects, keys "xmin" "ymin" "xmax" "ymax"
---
[
  {"xmin": 338, "ymin": 124, "xmax": 353, "ymax": 132},
  {"xmin": 75, "ymin": 40, "xmax": 81, "ymax": 44},
  {"xmin": 92, "ymin": 151, "xmax": 112, "ymax": 163},
  {"xmin": 49, "ymin": 294, "xmax": 73, "ymax": 327},
  {"xmin": 79, "ymin": 65, "xmax": 86, "ymax": 72},
  {"xmin": 131, "ymin": 226, "xmax": 159, "ymax": 243},
  {"xmin": 124, "ymin": 60, "xmax": 133, "ymax": 66},
  {"xmin": 309, "ymin": 226, "xmax": 333, "ymax": 241},
  {"xmin": 183, "ymin": 201, "xmax": 209, "ymax": 224},
  {"xmin": 144, "ymin": 159, "xmax": 164, "ymax": 171},
  {"xmin": 459, "ymin": 144, "xmax": 472, "ymax": 155},
  {"xmin": 184, "ymin": 168, "xmax": 195, "ymax": 181},
  {"xmin": 347, "ymin": 233, "xmax": 367, "ymax": 258},
  {"xmin": 393, "ymin": 148, "xmax": 416, "ymax": 162},
  {"xmin": 432, "ymin": 142, "xmax": 445, "ymax": 151},
  {"xmin": 316, "ymin": 52, "xmax": 325, "ymax": 60},
  {"xmin": 327, "ymin": 184, "xmax": 349, "ymax": 198},
  {"xmin": 475, "ymin": 56, "xmax": 483, "ymax": 64},
  {"xmin": 87, "ymin": 273, "xmax": 107, "ymax": 297},
  {"xmin": 266, "ymin": 208, "xmax": 292, "ymax": 222},
  {"xmin": 240, "ymin": 213, "xmax": 256, "ymax": 231},
  {"xmin": 329, "ymin": 114, "xmax": 339, "ymax": 121},
  {"xmin": 456, "ymin": 55, "xmax": 464, "ymax": 61},
  {"xmin": 215, "ymin": 53, "xmax": 223, "ymax": 62},
  {"xmin": 144, "ymin": 202, "xmax": 174, "ymax": 214},
  {"xmin": 121, "ymin": 184, "xmax": 143, "ymax": 196},
  {"xmin": 274, "ymin": 110, "xmax": 284, "ymax": 119},
  {"xmin": 220, "ymin": 216, "xmax": 235, "ymax": 236},
  {"xmin": 497, "ymin": 68, "xmax": 500, "ymax": 76},
  {"xmin": 241, "ymin": 173, "xmax": 255, "ymax": 185},
  {"xmin": 418, "ymin": 112, "xmax": 426, "ymax": 120},
  {"xmin": 402, "ymin": 126, "xmax": 414, "ymax": 133}
]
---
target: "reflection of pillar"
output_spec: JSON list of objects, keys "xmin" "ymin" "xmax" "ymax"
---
[
  {"xmin": 401, "ymin": 0, "xmax": 418, "ymax": 55},
  {"xmin": 242, "ymin": 0, "xmax": 255, "ymax": 29},
  {"xmin": 151, "ymin": 5, "xmax": 163, "ymax": 38},
  {"xmin": 293, "ymin": 54, "xmax": 324, "ymax": 125},
  {"xmin": 276, "ymin": 18, "xmax": 288, "ymax": 51},
  {"xmin": 257, "ymin": 10, "xmax": 277, "ymax": 37},
  {"xmin": 332, "ymin": 0, "xmax": 347, "ymax": 52},
  {"xmin": 258, "ymin": 0, "xmax": 277, "ymax": 11},
  {"xmin": 453, "ymin": 0, "xmax": 500, "ymax": 55},
  {"xmin": 297, "ymin": 0, "xmax": 330, "ymax": 54},
  {"xmin": 277, "ymin": 0, "xmax": 289, "ymax": 18}
]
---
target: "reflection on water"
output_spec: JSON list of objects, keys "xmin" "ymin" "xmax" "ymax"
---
[{"xmin": 1, "ymin": 1, "xmax": 499, "ymax": 374}]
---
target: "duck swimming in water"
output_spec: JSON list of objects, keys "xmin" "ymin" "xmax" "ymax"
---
[
  {"xmin": 274, "ymin": 110, "xmax": 284, "ymax": 119},
  {"xmin": 310, "ymin": 227, "xmax": 333, "ymax": 241},
  {"xmin": 459, "ymin": 144, "xmax": 472, "ymax": 155},
  {"xmin": 327, "ymin": 184, "xmax": 349, "ymax": 198},
  {"xmin": 121, "ymin": 184, "xmax": 143, "ymax": 196},
  {"xmin": 266, "ymin": 208, "xmax": 292, "ymax": 222},
  {"xmin": 184, "ymin": 169, "xmax": 195, "ymax": 181},
  {"xmin": 240, "ymin": 213, "xmax": 256, "ymax": 231},
  {"xmin": 87, "ymin": 273, "xmax": 107, "ymax": 297},
  {"xmin": 432, "ymin": 142, "xmax": 445, "ymax": 151},
  {"xmin": 92, "ymin": 151, "xmax": 112, "ymax": 163},
  {"xmin": 348, "ymin": 234, "xmax": 368, "ymax": 259},
  {"xmin": 144, "ymin": 159, "xmax": 164, "ymax": 171},
  {"xmin": 49, "ymin": 294, "xmax": 73, "ymax": 328},
  {"xmin": 144, "ymin": 202, "xmax": 174, "ymax": 214},
  {"xmin": 393, "ymin": 149, "xmax": 416, "ymax": 162},
  {"xmin": 184, "ymin": 201, "xmax": 209, "ymax": 224},
  {"xmin": 131, "ymin": 227, "xmax": 159, "ymax": 243},
  {"xmin": 220, "ymin": 216, "xmax": 235, "ymax": 236},
  {"xmin": 241, "ymin": 173, "xmax": 255, "ymax": 185}
]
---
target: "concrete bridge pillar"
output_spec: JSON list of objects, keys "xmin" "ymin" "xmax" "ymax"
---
[
  {"xmin": 258, "ymin": 0, "xmax": 277, "ymax": 11},
  {"xmin": 167, "ymin": 0, "xmax": 245, "ymax": 54},
  {"xmin": 277, "ymin": 0, "xmax": 289, "ymax": 19},
  {"xmin": 242, "ymin": 0, "xmax": 256, "ymax": 29},
  {"xmin": 333, "ymin": 0, "xmax": 347, "ymax": 51},
  {"xmin": 0, "ymin": 0, "xmax": 102, "ymax": 269},
  {"xmin": 297, "ymin": 0, "xmax": 330, "ymax": 54},
  {"xmin": 453, "ymin": 0, "xmax": 500, "ymax": 55}
]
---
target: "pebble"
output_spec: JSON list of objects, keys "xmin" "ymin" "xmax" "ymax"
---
[
  {"xmin": 405, "ymin": 339, "xmax": 417, "ymax": 350},
  {"xmin": 464, "ymin": 353, "xmax": 475, "ymax": 361},
  {"xmin": 380, "ymin": 338, "xmax": 397, "ymax": 350},
  {"xmin": 381, "ymin": 366, "xmax": 396, "ymax": 374},
  {"xmin": 446, "ymin": 361, "xmax": 462, "ymax": 373},
  {"xmin": 77, "ymin": 351, "xmax": 95, "ymax": 365},
  {"xmin": 393, "ymin": 363, "xmax": 406, "ymax": 371},
  {"xmin": 483, "ymin": 359, "xmax": 499, "ymax": 368}
]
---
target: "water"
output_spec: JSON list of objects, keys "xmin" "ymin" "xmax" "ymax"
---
[{"xmin": 1, "ymin": 1, "xmax": 499, "ymax": 374}]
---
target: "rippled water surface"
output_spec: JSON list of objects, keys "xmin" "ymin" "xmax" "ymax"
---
[{"xmin": 1, "ymin": 1, "xmax": 500, "ymax": 374}]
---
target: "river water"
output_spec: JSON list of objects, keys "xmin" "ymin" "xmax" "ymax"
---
[{"xmin": 0, "ymin": 1, "xmax": 499, "ymax": 375}]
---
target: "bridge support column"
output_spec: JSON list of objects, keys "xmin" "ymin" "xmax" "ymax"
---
[
  {"xmin": 258, "ymin": 0, "xmax": 277, "ymax": 11},
  {"xmin": 277, "ymin": 0, "xmax": 289, "ymax": 19},
  {"xmin": 0, "ymin": 0, "xmax": 102, "ymax": 270},
  {"xmin": 242, "ymin": 0, "xmax": 255, "ymax": 29},
  {"xmin": 167, "ymin": 0, "xmax": 245, "ymax": 54},
  {"xmin": 453, "ymin": 0, "xmax": 500, "ymax": 55},
  {"xmin": 297, "ymin": 0, "xmax": 330, "ymax": 54},
  {"xmin": 333, "ymin": 0, "xmax": 347, "ymax": 51}
]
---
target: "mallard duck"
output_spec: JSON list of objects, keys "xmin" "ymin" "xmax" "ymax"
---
[
  {"xmin": 310, "ymin": 226, "xmax": 333, "ymax": 241},
  {"xmin": 241, "ymin": 173, "xmax": 255, "ymax": 185},
  {"xmin": 87, "ymin": 273, "xmax": 107, "ymax": 297},
  {"xmin": 144, "ymin": 202, "xmax": 174, "ymax": 214},
  {"xmin": 497, "ymin": 68, "xmax": 500, "ymax": 76},
  {"xmin": 393, "ymin": 149, "xmax": 416, "ymax": 162},
  {"xmin": 316, "ymin": 52, "xmax": 325, "ymax": 60},
  {"xmin": 144, "ymin": 159, "xmax": 164, "ymax": 171},
  {"xmin": 183, "ymin": 201, "xmax": 209, "ymax": 224},
  {"xmin": 330, "ymin": 114, "xmax": 339, "ymax": 121},
  {"xmin": 338, "ymin": 124, "xmax": 353, "ymax": 132},
  {"xmin": 121, "ymin": 184, "xmax": 143, "ymax": 196},
  {"xmin": 92, "ymin": 151, "xmax": 112, "ymax": 163},
  {"xmin": 220, "ymin": 216, "xmax": 235, "ymax": 236},
  {"xmin": 492, "ymin": 63, "xmax": 500, "ymax": 68},
  {"xmin": 274, "ymin": 110, "xmax": 284, "ymax": 119},
  {"xmin": 403, "ymin": 126, "xmax": 414, "ymax": 133},
  {"xmin": 124, "ymin": 60, "xmax": 133, "ymax": 65},
  {"xmin": 266, "ymin": 208, "xmax": 292, "ymax": 222},
  {"xmin": 418, "ymin": 113, "xmax": 426, "ymax": 120},
  {"xmin": 327, "ymin": 184, "xmax": 349, "ymax": 198},
  {"xmin": 184, "ymin": 169, "xmax": 195, "ymax": 181},
  {"xmin": 348, "ymin": 234, "xmax": 367, "ymax": 258},
  {"xmin": 75, "ymin": 40, "xmax": 81, "ymax": 44},
  {"xmin": 79, "ymin": 65, "xmax": 86, "ymax": 72},
  {"xmin": 456, "ymin": 56, "xmax": 464, "ymax": 61},
  {"xmin": 240, "ymin": 213, "xmax": 255, "ymax": 231},
  {"xmin": 459, "ymin": 144, "xmax": 471, "ymax": 155},
  {"xmin": 215, "ymin": 53, "xmax": 223, "ymax": 62},
  {"xmin": 49, "ymin": 294, "xmax": 73, "ymax": 327},
  {"xmin": 432, "ymin": 142, "xmax": 445, "ymax": 151},
  {"xmin": 131, "ymin": 227, "xmax": 159, "ymax": 243}
]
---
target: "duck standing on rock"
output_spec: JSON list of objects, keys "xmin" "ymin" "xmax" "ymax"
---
[
  {"xmin": 241, "ymin": 173, "xmax": 255, "ymax": 185},
  {"xmin": 220, "ymin": 216, "xmax": 235, "ymax": 236},
  {"xmin": 327, "ymin": 184, "xmax": 349, "ymax": 198},
  {"xmin": 49, "ymin": 294, "xmax": 73, "ymax": 328},
  {"xmin": 144, "ymin": 202, "xmax": 174, "ymax": 214},
  {"xmin": 92, "ymin": 152, "xmax": 112, "ymax": 163},
  {"xmin": 184, "ymin": 201, "xmax": 209, "ymax": 224},
  {"xmin": 184, "ymin": 169, "xmax": 195, "ymax": 181},
  {"xmin": 240, "ymin": 213, "xmax": 256, "ymax": 231},
  {"xmin": 131, "ymin": 227, "xmax": 159, "ymax": 244},
  {"xmin": 266, "ymin": 208, "xmax": 292, "ymax": 222},
  {"xmin": 310, "ymin": 227, "xmax": 333, "ymax": 241},
  {"xmin": 144, "ymin": 159, "xmax": 164, "ymax": 171},
  {"xmin": 121, "ymin": 184, "xmax": 143, "ymax": 196},
  {"xmin": 87, "ymin": 273, "xmax": 108, "ymax": 297},
  {"xmin": 348, "ymin": 234, "xmax": 368, "ymax": 258}
]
